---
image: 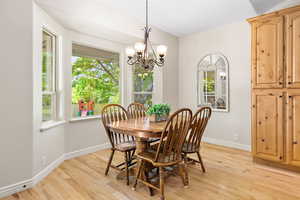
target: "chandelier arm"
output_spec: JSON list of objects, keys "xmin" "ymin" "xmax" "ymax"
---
[
  {"xmin": 127, "ymin": 57, "xmax": 140, "ymax": 65},
  {"xmin": 149, "ymin": 40, "xmax": 159, "ymax": 61},
  {"xmin": 153, "ymin": 59, "xmax": 165, "ymax": 67}
]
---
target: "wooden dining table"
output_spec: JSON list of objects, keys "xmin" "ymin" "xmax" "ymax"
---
[
  {"xmin": 107, "ymin": 117, "xmax": 166, "ymax": 153},
  {"xmin": 106, "ymin": 117, "xmax": 167, "ymax": 181}
]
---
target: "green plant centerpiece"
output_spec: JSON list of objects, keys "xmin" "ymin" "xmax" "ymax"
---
[{"xmin": 146, "ymin": 104, "xmax": 171, "ymax": 122}]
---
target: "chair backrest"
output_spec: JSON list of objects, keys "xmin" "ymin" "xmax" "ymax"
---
[
  {"xmin": 127, "ymin": 102, "xmax": 146, "ymax": 119},
  {"xmin": 185, "ymin": 107, "xmax": 212, "ymax": 152},
  {"xmin": 154, "ymin": 108, "xmax": 192, "ymax": 164},
  {"xmin": 101, "ymin": 104, "xmax": 134, "ymax": 148}
]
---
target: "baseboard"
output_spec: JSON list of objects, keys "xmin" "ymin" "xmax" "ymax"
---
[
  {"xmin": 202, "ymin": 137, "xmax": 251, "ymax": 152},
  {"xmin": 65, "ymin": 143, "xmax": 111, "ymax": 160},
  {"xmin": 0, "ymin": 143, "xmax": 111, "ymax": 198},
  {"xmin": 0, "ymin": 179, "xmax": 33, "ymax": 198},
  {"xmin": 32, "ymin": 154, "xmax": 65, "ymax": 185}
]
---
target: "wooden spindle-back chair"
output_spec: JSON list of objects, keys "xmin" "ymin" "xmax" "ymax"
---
[
  {"xmin": 133, "ymin": 108, "xmax": 192, "ymax": 200},
  {"xmin": 101, "ymin": 104, "xmax": 136, "ymax": 185},
  {"xmin": 127, "ymin": 102, "xmax": 146, "ymax": 119},
  {"xmin": 183, "ymin": 107, "xmax": 212, "ymax": 172},
  {"xmin": 127, "ymin": 102, "xmax": 159, "ymax": 144}
]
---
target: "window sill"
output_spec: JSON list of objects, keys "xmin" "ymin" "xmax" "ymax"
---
[
  {"xmin": 69, "ymin": 115, "xmax": 102, "ymax": 123},
  {"xmin": 40, "ymin": 120, "xmax": 67, "ymax": 132}
]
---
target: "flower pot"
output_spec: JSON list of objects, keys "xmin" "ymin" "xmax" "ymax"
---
[{"xmin": 149, "ymin": 113, "xmax": 169, "ymax": 122}]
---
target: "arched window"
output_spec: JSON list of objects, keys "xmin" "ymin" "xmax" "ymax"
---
[{"xmin": 197, "ymin": 53, "xmax": 229, "ymax": 112}]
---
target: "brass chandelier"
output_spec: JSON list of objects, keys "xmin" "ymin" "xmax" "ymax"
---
[{"xmin": 126, "ymin": 0, "xmax": 167, "ymax": 70}]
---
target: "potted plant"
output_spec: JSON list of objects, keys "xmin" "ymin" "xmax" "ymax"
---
[{"xmin": 146, "ymin": 104, "xmax": 171, "ymax": 122}]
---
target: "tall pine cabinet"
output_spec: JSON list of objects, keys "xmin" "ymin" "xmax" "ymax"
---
[{"xmin": 248, "ymin": 5, "xmax": 300, "ymax": 170}]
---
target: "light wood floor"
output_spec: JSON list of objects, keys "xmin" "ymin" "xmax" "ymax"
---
[{"xmin": 2, "ymin": 143, "xmax": 300, "ymax": 200}]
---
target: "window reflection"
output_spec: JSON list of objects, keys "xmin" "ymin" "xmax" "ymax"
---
[{"xmin": 198, "ymin": 53, "xmax": 229, "ymax": 112}]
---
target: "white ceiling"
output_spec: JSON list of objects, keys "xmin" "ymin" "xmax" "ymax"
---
[
  {"xmin": 36, "ymin": 0, "xmax": 285, "ymax": 37},
  {"xmin": 250, "ymin": 0, "xmax": 283, "ymax": 14},
  {"xmin": 92, "ymin": 0, "xmax": 257, "ymax": 36}
]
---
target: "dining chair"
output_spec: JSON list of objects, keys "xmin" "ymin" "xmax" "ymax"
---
[
  {"xmin": 127, "ymin": 102, "xmax": 146, "ymax": 119},
  {"xmin": 133, "ymin": 108, "xmax": 192, "ymax": 200},
  {"xmin": 182, "ymin": 107, "xmax": 212, "ymax": 172},
  {"xmin": 127, "ymin": 102, "xmax": 160, "ymax": 144},
  {"xmin": 101, "ymin": 104, "xmax": 136, "ymax": 185}
]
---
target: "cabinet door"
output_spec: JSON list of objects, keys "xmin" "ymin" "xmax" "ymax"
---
[
  {"xmin": 252, "ymin": 17, "xmax": 284, "ymax": 88},
  {"xmin": 287, "ymin": 92, "xmax": 300, "ymax": 167},
  {"xmin": 286, "ymin": 11, "xmax": 300, "ymax": 88},
  {"xmin": 252, "ymin": 91, "xmax": 284, "ymax": 162}
]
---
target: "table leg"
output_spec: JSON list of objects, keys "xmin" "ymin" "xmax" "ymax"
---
[
  {"xmin": 135, "ymin": 137, "xmax": 149, "ymax": 153},
  {"xmin": 116, "ymin": 138, "xmax": 149, "ymax": 181}
]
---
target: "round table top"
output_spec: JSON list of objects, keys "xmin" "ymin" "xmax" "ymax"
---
[{"xmin": 107, "ymin": 117, "xmax": 166, "ymax": 139}]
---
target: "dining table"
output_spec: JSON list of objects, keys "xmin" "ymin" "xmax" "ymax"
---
[{"xmin": 107, "ymin": 116, "xmax": 166, "ymax": 154}]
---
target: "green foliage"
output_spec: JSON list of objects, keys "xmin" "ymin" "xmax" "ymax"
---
[
  {"xmin": 133, "ymin": 66, "xmax": 153, "ymax": 92},
  {"xmin": 203, "ymin": 77, "xmax": 215, "ymax": 93},
  {"xmin": 132, "ymin": 65, "xmax": 153, "ymax": 107},
  {"xmin": 72, "ymin": 57, "xmax": 120, "ymax": 105},
  {"xmin": 146, "ymin": 104, "xmax": 171, "ymax": 116}
]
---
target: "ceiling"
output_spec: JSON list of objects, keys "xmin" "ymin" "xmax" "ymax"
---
[{"xmin": 36, "ymin": 0, "xmax": 285, "ymax": 38}]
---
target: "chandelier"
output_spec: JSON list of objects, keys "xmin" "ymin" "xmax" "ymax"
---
[{"xmin": 126, "ymin": 0, "xmax": 167, "ymax": 70}]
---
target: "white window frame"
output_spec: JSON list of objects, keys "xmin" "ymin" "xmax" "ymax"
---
[
  {"xmin": 42, "ymin": 29, "xmax": 58, "ymax": 124},
  {"xmin": 132, "ymin": 66, "xmax": 154, "ymax": 107},
  {"xmin": 70, "ymin": 42, "xmax": 122, "ymax": 119},
  {"xmin": 129, "ymin": 64, "xmax": 163, "ymax": 107}
]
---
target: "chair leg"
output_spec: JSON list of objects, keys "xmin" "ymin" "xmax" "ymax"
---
[
  {"xmin": 105, "ymin": 149, "xmax": 115, "ymax": 176},
  {"xmin": 133, "ymin": 160, "xmax": 143, "ymax": 190},
  {"xmin": 178, "ymin": 163, "xmax": 189, "ymax": 188},
  {"xmin": 124, "ymin": 151, "xmax": 130, "ymax": 185},
  {"xmin": 159, "ymin": 167, "xmax": 165, "ymax": 200},
  {"xmin": 144, "ymin": 168, "xmax": 154, "ymax": 196},
  {"xmin": 196, "ymin": 151, "xmax": 206, "ymax": 173}
]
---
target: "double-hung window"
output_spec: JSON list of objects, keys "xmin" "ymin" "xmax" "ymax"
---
[
  {"xmin": 132, "ymin": 65, "xmax": 154, "ymax": 108},
  {"xmin": 42, "ymin": 30, "xmax": 57, "ymax": 122}
]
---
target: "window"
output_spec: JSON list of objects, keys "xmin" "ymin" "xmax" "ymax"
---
[
  {"xmin": 197, "ymin": 53, "xmax": 229, "ymax": 112},
  {"xmin": 132, "ymin": 65, "xmax": 154, "ymax": 108},
  {"xmin": 72, "ymin": 44, "xmax": 120, "ymax": 118},
  {"xmin": 42, "ymin": 30, "xmax": 57, "ymax": 122}
]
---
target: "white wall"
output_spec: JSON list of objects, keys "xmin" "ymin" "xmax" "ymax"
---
[
  {"xmin": 179, "ymin": 21, "xmax": 252, "ymax": 150},
  {"xmin": 0, "ymin": 0, "xmax": 34, "ymax": 188},
  {"xmin": 33, "ymin": 4, "xmax": 67, "ymax": 175},
  {"xmin": 64, "ymin": 31, "xmax": 127, "ymax": 153}
]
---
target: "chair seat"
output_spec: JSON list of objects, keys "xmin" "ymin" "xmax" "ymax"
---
[
  {"xmin": 115, "ymin": 141, "xmax": 136, "ymax": 152},
  {"xmin": 182, "ymin": 142, "xmax": 198, "ymax": 153},
  {"xmin": 148, "ymin": 138, "xmax": 160, "ymax": 143},
  {"xmin": 137, "ymin": 149, "xmax": 180, "ymax": 167}
]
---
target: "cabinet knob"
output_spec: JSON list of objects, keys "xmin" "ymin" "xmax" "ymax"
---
[
  {"xmin": 293, "ymin": 141, "xmax": 298, "ymax": 145},
  {"xmin": 261, "ymin": 139, "xmax": 265, "ymax": 142},
  {"xmin": 288, "ymin": 82, "xmax": 292, "ymax": 84},
  {"xmin": 279, "ymin": 82, "xmax": 283, "ymax": 85}
]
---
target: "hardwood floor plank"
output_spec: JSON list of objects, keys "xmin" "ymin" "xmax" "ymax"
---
[{"xmin": 2, "ymin": 143, "xmax": 300, "ymax": 200}]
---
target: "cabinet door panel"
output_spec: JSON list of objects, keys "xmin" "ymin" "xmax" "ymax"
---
[
  {"xmin": 286, "ymin": 11, "xmax": 300, "ymax": 88},
  {"xmin": 252, "ymin": 17, "xmax": 284, "ymax": 88},
  {"xmin": 287, "ymin": 92, "xmax": 300, "ymax": 166},
  {"xmin": 252, "ymin": 91, "xmax": 284, "ymax": 162}
]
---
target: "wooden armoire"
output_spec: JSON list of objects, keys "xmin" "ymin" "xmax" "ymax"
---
[{"xmin": 248, "ymin": 5, "xmax": 300, "ymax": 170}]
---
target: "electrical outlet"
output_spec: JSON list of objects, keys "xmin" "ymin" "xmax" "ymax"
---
[{"xmin": 42, "ymin": 156, "xmax": 47, "ymax": 166}]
